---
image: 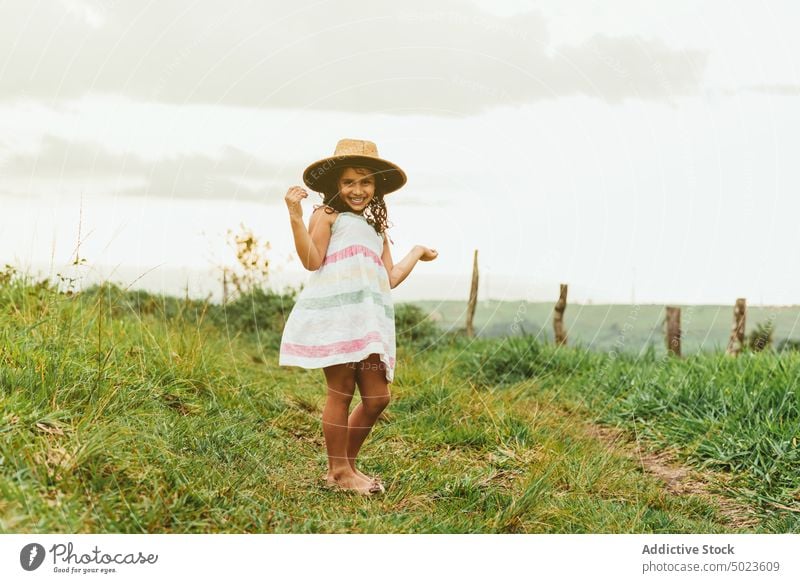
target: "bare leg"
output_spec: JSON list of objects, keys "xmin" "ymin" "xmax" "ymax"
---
[
  {"xmin": 347, "ymin": 353, "xmax": 391, "ymax": 482},
  {"xmin": 321, "ymin": 362, "xmax": 379, "ymax": 493}
]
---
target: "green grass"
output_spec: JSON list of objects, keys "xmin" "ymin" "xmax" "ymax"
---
[
  {"xmin": 452, "ymin": 335, "xmax": 800, "ymax": 531},
  {"xmin": 0, "ymin": 270, "xmax": 797, "ymax": 533}
]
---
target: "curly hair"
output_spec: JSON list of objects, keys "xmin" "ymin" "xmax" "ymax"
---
[{"xmin": 313, "ymin": 166, "xmax": 393, "ymax": 242}]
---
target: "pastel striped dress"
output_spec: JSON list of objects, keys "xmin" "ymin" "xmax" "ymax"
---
[{"xmin": 279, "ymin": 211, "xmax": 396, "ymax": 383}]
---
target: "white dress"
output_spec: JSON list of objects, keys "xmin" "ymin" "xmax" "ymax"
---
[{"xmin": 278, "ymin": 211, "xmax": 396, "ymax": 383}]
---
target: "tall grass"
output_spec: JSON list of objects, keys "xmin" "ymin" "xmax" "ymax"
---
[
  {"xmin": 0, "ymin": 268, "xmax": 795, "ymax": 532},
  {"xmin": 454, "ymin": 334, "xmax": 800, "ymax": 528}
]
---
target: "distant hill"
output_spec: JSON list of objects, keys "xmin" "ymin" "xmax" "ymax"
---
[{"xmin": 409, "ymin": 300, "xmax": 800, "ymax": 356}]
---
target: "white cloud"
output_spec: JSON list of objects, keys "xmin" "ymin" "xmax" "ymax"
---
[
  {"xmin": 1, "ymin": 0, "xmax": 707, "ymax": 114},
  {"xmin": 59, "ymin": 0, "xmax": 107, "ymax": 29},
  {"xmin": 0, "ymin": 135, "xmax": 288, "ymax": 202}
]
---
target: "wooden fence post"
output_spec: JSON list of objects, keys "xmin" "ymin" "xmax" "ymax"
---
[
  {"xmin": 465, "ymin": 249, "xmax": 478, "ymax": 338},
  {"xmin": 727, "ymin": 298, "xmax": 746, "ymax": 356},
  {"xmin": 665, "ymin": 306, "xmax": 681, "ymax": 357},
  {"xmin": 553, "ymin": 284, "xmax": 568, "ymax": 346}
]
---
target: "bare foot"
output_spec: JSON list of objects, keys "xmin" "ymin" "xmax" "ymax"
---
[
  {"xmin": 351, "ymin": 466, "xmax": 382, "ymax": 485},
  {"xmin": 325, "ymin": 470, "xmax": 382, "ymax": 495}
]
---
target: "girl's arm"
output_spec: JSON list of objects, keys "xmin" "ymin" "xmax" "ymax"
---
[
  {"xmin": 381, "ymin": 232, "xmax": 394, "ymax": 285},
  {"xmin": 285, "ymin": 187, "xmax": 333, "ymax": 271},
  {"xmin": 384, "ymin": 240, "xmax": 438, "ymax": 289}
]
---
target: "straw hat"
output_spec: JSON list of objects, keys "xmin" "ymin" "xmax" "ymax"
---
[{"xmin": 302, "ymin": 138, "xmax": 407, "ymax": 195}]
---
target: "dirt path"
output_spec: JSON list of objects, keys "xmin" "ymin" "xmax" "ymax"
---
[{"xmin": 582, "ymin": 422, "xmax": 761, "ymax": 529}]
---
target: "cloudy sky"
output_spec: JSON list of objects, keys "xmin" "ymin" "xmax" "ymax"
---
[{"xmin": 1, "ymin": 0, "xmax": 799, "ymax": 304}]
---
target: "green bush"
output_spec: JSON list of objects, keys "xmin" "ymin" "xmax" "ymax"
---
[
  {"xmin": 454, "ymin": 333, "xmax": 596, "ymax": 387},
  {"xmin": 211, "ymin": 286, "xmax": 298, "ymax": 348},
  {"xmin": 777, "ymin": 338, "xmax": 800, "ymax": 353},
  {"xmin": 77, "ymin": 282, "xmax": 298, "ymax": 350},
  {"xmin": 79, "ymin": 282, "xmax": 212, "ymax": 326},
  {"xmin": 394, "ymin": 303, "xmax": 442, "ymax": 350}
]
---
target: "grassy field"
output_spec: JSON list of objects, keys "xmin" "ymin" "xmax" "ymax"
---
[
  {"xmin": 412, "ymin": 299, "xmax": 800, "ymax": 355},
  {"xmin": 1, "ymin": 269, "xmax": 798, "ymax": 533}
]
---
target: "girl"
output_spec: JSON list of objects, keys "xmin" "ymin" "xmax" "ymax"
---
[{"xmin": 279, "ymin": 138, "xmax": 438, "ymax": 496}]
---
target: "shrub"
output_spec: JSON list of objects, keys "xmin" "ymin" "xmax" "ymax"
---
[
  {"xmin": 79, "ymin": 283, "xmax": 212, "ymax": 326},
  {"xmin": 211, "ymin": 286, "xmax": 298, "ymax": 348},
  {"xmin": 454, "ymin": 333, "xmax": 592, "ymax": 387},
  {"xmin": 394, "ymin": 303, "xmax": 441, "ymax": 350},
  {"xmin": 777, "ymin": 338, "xmax": 800, "ymax": 353}
]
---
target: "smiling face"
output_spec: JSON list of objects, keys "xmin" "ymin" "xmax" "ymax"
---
[{"xmin": 337, "ymin": 167, "xmax": 377, "ymax": 212}]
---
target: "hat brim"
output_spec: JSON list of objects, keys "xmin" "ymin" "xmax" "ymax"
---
[{"xmin": 303, "ymin": 155, "xmax": 406, "ymax": 195}]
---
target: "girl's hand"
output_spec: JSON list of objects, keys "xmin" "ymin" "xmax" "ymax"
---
[
  {"xmin": 285, "ymin": 186, "xmax": 308, "ymax": 221},
  {"xmin": 416, "ymin": 245, "xmax": 438, "ymax": 261}
]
